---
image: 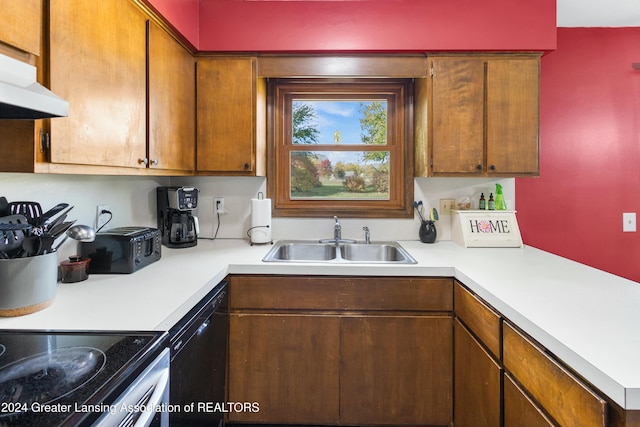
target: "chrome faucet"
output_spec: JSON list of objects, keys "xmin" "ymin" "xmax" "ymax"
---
[
  {"xmin": 333, "ymin": 216, "xmax": 341, "ymax": 242},
  {"xmin": 363, "ymin": 226, "xmax": 370, "ymax": 244},
  {"xmin": 319, "ymin": 216, "xmax": 356, "ymax": 244}
]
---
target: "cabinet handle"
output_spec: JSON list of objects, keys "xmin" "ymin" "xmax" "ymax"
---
[
  {"xmin": 490, "ymin": 165, "xmax": 496, "ymax": 171},
  {"xmin": 138, "ymin": 157, "xmax": 149, "ymax": 166},
  {"xmin": 243, "ymin": 163, "xmax": 250, "ymax": 170},
  {"xmin": 151, "ymin": 159, "xmax": 159, "ymax": 166},
  {"xmin": 476, "ymin": 164, "xmax": 482, "ymax": 171}
]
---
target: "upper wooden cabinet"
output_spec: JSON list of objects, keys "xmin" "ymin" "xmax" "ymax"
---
[
  {"xmin": 415, "ymin": 54, "xmax": 540, "ymax": 177},
  {"xmin": 0, "ymin": 0, "xmax": 196, "ymax": 174},
  {"xmin": 147, "ymin": 20, "xmax": 195, "ymax": 172},
  {"xmin": 0, "ymin": 0, "xmax": 42, "ymax": 56},
  {"xmin": 196, "ymin": 57, "xmax": 266, "ymax": 175},
  {"xmin": 48, "ymin": 0, "xmax": 147, "ymax": 169}
]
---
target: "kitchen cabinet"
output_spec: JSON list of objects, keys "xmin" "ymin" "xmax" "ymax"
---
[
  {"xmin": 503, "ymin": 322, "xmax": 607, "ymax": 427},
  {"xmin": 0, "ymin": 0, "xmax": 42, "ymax": 56},
  {"xmin": 147, "ymin": 19, "xmax": 195, "ymax": 172},
  {"xmin": 196, "ymin": 57, "xmax": 266, "ymax": 175},
  {"xmin": 228, "ymin": 314, "xmax": 341, "ymax": 424},
  {"xmin": 48, "ymin": 0, "xmax": 147, "ymax": 169},
  {"xmin": 227, "ymin": 275, "xmax": 453, "ymax": 426},
  {"xmin": 454, "ymin": 282, "xmax": 502, "ymax": 427},
  {"xmin": 341, "ymin": 315, "xmax": 452, "ymax": 426},
  {"xmin": 415, "ymin": 54, "xmax": 540, "ymax": 177},
  {"xmin": 0, "ymin": 0, "xmax": 195, "ymax": 175},
  {"xmin": 504, "ymin": 372, "xmax": 554, "ymax": 427},
  {"xmin": 454, "ymin": 319, "xmax": 501, "ymax": 427}
]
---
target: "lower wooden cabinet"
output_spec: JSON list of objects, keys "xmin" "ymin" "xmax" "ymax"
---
[
  {"xmin": 454, "ymin": 319, "xmax": 501, "ymax": 427},
  {"xmin": 228, "ymin": 314, "xmax": 340, "ymax": 424},
  {"xmin": 503, "ymin": 322, "xmax": 607, "ymax": 427},
  {"xmin": 227, "ymin": 275, "xmax": 453, "ymax": 426},
  {"xmin": 504, "ymin": 372, "xmax": 554, "ymax": 427},
  {"xmin": 341, "ymin": 315, "xmax": 452, "ymax": 426}
]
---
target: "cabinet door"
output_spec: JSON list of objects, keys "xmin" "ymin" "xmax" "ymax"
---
[
  {"xmin": 341, "ymin": 315, "xmax": 453, "ymax": 426},
  {"xmin": 430, "ymin": 57, "xmax": 485, "ymax": 175},
  {"xmin": 503, "ymin": 322, "xmax": 606, "ymax": 427},
  {"xmin": 504, "ymin": 373, "xmax": 554, "ymax": 427},
  {"xmin": 454, "ymin": 319, "xmax": 501, "ymax": 427},
  {"xmin": 148, "ymin": 21, "xmax": 195, "ymax": 172},
  {"xmin": 197, "ymin": 57, "xmax": 257, "ymax": 173},
  {"xmin": 227, "ymin": 313, "xmax": 340, "ymax": 424},
  {"xmin": 49, "ymin": 0, "xmax": 147, "ymax": 168},
  {"xmin": 486, "ymin": 58, "xmax": 539, "ymax": 175},
  {"xmin": 0, "ymin": 0, "xmax": 42, "ymax": 56}
]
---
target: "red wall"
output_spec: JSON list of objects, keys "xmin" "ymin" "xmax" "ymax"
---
[
  {"xmin": 516, "ymin": 28, "xmax": 640, "ymax": 281},
  {"xmin": 196, "ymin": 0, "xmax": 556, "ymax": 52},
  {"xmin": 143, "ymin": 0, "xmax": 200, "ymax": 47},
  {"xmin": 147, "ymin": 0, "xmax": 556, "ymax": 52}
]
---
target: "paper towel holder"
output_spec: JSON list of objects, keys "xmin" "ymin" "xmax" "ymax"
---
[
  {"xmin": 249, "ymin": 192, "xmax": 273, "ymax": 246},
  {"xmin": 248, "ymin": 224, "xmax": 272, "ymax": 246}
]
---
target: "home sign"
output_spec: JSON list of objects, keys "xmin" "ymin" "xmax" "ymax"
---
[{"xmin": 452, "ymin": 210, "xmax": 523, "ymax": 248}]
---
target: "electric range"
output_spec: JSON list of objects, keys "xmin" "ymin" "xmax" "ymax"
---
[{"xmin": 0, "ymin": 330, "xmax": 168, "ymax": 426}]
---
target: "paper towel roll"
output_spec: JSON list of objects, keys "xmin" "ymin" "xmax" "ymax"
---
[{"xmin": 251, "ymin": 197, "xmax": 272, "ymax": 244}]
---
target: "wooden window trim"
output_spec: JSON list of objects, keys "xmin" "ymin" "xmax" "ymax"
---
[{"xmin": 267, "ymin": 78, "xmax": 414, "ymax": 218}]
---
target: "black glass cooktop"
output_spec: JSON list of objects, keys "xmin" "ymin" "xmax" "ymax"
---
[{"xmin": 0, "ymin": 330, "xmax": 167, "ymax": 427}]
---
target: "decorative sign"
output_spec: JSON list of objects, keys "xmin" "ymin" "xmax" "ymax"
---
[{"xmin": 452, "ymin": 210, "xmax": 523, "ymax": 248}]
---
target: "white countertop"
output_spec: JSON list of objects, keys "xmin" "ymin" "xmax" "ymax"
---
[{"xmin": 1, "ymin": 239, "xmax": 639, "ymax": 410}]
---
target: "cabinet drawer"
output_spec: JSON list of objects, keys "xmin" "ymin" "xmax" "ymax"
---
[
  {"xmin": 504, "ymin": 373, "xmax": 554, "ymax": 427},
  {"xmin": 503, "ymin": 322, "xmax": 606, "ymax": 427},
  {"xmin": 230, "ymin": 275, "xmax": 452, "ymax": 312},
  {"xmin": 454, "ymin": 281, "xmax": 501, "ymax": 359}
]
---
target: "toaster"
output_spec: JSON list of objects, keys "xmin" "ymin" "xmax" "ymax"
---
[{"xmin": 79, "ymin": 227, "xmax": 161, "ymax": 274}]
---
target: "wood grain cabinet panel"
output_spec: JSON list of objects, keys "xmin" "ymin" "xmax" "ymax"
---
[
  {"xmin": 147, "ymin": 20, "xmax": 195, "ymax": 172},
  {"xmin": 454, "ymin": 280, "xmax": 501, "ymax": 359},
  {"xmin": 341, "ymin": 315, "xmax": 453, "ymax": 426},
  {"xmin": 454, "ymin": 319, "xmax": 502, "ymax": 427},
  {"xmin": 228, "ymin": 275, "xmax": 453, "ymax": 426},
  {"xmin": 503, "ymin": 322, "xmax": 607, "ymax": 427},
  {"xmin": 196, "ymin": 57, "xmax": 265, "ymax": 175},
  {"xmin": 0, "ymin": 0, "xmax": 42, "ymax": 56},
  {"xmin": 227, "ymin": 313, "xmax": 340, "ymax": 424},
  {"xmin": 230, "ymin": 275, "xmax": 452, "ymax": 311},
  {"xmin": 504, "ymin": 372, "xmax": 555, "ymax": 427},
  {"xmin": 49, "ymin": 0, "xmax": 148, "ymax": 168},
  {"xmin": 418, "ymin": 54, "xmax": 540, "ymax": 177}
]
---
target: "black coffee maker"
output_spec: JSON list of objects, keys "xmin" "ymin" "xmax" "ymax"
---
[{"xmin": 157, "ymin": 186, "xmax": 199, "ymax": 248}]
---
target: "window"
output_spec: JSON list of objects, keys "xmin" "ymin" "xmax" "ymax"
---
[{"xmin": 268, "ymin": 79, "xmax": 414, "ymax": 218}]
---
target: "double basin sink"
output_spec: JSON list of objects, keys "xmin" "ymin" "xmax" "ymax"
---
[{"xmin": 262, "ymin": 240, "xmax": 417, "ymax": 264}]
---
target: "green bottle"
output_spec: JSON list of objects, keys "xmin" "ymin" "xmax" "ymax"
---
[{"xmin": 495, "ymin": 183, "xmax": 507, "ymax": 210}]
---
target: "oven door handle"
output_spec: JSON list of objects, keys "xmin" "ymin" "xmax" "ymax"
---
[{"xmin": 132, "ymin": 368, "xmax": 169, "ymax": 427}]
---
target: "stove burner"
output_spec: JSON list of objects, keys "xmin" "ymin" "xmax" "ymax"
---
[{"xmin": 0, "ymin": 347, "xmax": 106, "ymax": 413}]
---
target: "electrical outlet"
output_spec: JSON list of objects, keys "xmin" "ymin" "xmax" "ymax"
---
[
  {"xmin": 214, "ymin": 197, "xmax": 225, "ymax": 214},
  {"xmin": 623, "ymin": 212, "xmax": 636, "ymax": 232},
  {"xmin": 96, "ymin": 205, "xmax": 109, "ymax": 230},
  {"xmin": 439, "ymin": 198, "xmax": 455, "ymax": 216}
]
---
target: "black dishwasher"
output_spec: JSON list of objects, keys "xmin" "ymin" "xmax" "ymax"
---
[{"xmin": 169, "ymin": 280, "xmax": 228, "ymax": 427}]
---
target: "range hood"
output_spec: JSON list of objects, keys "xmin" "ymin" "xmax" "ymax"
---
[{"xmin": 0, "ymin": 54, "xmax": 68, "ymax": 119}]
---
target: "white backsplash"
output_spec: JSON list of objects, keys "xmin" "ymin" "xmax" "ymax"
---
[
  {"xmin": 172, "ymin": 176, "xmax": 515, "ymax": 243},
  {"xmin": 1, "ymin": 173, "xmax": 515, "ymax": 259}
]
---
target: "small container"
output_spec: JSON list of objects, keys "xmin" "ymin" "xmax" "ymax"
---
[
  {"xmin": 479, "ymin": 193, "xmax": 486, "ymax": 210},
  {"xmin": 60, "ymin": 256, "xmax": 91, "ymax": 283},
  {"xmin": 419, "ymin": 220, "xmax": 437, "ymax": 243},
  {"xmin": 488, "ymin": 193, "xmax": 495, "ymax": 210}
]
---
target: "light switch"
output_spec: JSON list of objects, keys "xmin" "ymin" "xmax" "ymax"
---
[{"xmin": 623, "ymin": 212, "xmax": 636, "ymax": 232}]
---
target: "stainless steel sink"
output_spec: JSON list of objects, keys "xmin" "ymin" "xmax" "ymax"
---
[
  {"xmin": 264, "ymin": 242, "xmax": 337, "ymax": 262},
  {"xmin": 262, "ymin": 240, "xmax": 417, "ymax": 264}
]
